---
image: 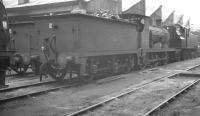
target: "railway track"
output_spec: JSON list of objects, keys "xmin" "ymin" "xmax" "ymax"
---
[
  {"xmin": 142, "ymin": 78, "xmax": 200, "ymax": 116},
  {"xmin": 6, "ymin": 71, "xmax": 34, "ymax": 77},
  {"xmin": 1, "ymin": 60, "xmax": 200, "ymax": 107},
  {"xmin": 65, "ymin": 64, "xmax": 200, "ymax": 116},
  {"xmin": 5, "ymin": 72, "xmax": 38, "ymax": 85},
  {"xmin": 0, "ymin": 78, "xmax": 85, "ymax": 104}
]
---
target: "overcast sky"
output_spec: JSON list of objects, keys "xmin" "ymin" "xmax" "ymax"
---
[{"xmin": 122, "ymin": 0, "xmax": 200, "ymax": 28}]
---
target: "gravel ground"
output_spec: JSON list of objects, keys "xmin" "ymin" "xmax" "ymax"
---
[
  {"xmin": 152, "ymin": 79, "xmax": 200, "ymax": 116},
  {"xmin": 82, "ymin": 77, "xmax": 197, "ymax": 116},
  {"xmin": 1, "ymin": 58, "xmax": 200, "ymax": 116},
  {"xmin": 0, "ymin": 82, "xmax": 66, "ymax": 100}
]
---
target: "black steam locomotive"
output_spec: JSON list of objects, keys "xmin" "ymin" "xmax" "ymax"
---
[
  {"xmin": 0, "ymin": 0, "xmax": 14, "ymax": 87},
  {"xmin": 8, "ymin": 12, "xmax": 200, "ymax": 81}
]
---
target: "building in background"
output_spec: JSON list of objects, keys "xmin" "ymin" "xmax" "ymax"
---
[
  {"xmin": 122, "ymin": 0, "xmax": 145, "ymax": 16},
  {"xmin": 163, "ymin": 11, "xmax": 184, "ymax": 26},
  {"xmin": 163, "ymin": 11, "xmax": 175, "ymax": 26},
  {"xmin": 3, "ymin": 0, "xmax": 122, "ymax": 17},
  {"xmin": 149, "ymin": 5, "xmax": 162, "ymax": 26},
  {"xmin": 122, "ymin": 0, "xmax": 162, "ymax": 27}
]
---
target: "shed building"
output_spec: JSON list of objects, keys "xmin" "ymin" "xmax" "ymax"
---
[{"xmin": 3, "ymin": 0, "xmax": 122, "ymax": 18}]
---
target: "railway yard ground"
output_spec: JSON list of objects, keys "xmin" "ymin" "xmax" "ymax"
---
[
  {"xmin": 152, "ymin": 81, "xmax": 200, "ymax": 116},
  {"xmin": 150, "ymin": 69, "xmax": 200, "ymax": 116},
  {"xmin": 2, "ymin": 58, "xmax": 200, "ymax": 116}
]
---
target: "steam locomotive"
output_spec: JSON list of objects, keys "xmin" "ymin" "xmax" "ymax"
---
[
  {"xmin": 0, "ymin": 1, "xmax": 14, "ymax": 86},
  {"xmin": 8, "ymin": 12, "xmax": 200, "ymax": 81}
]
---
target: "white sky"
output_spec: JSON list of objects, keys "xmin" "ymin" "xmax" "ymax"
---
[{"xmin": 122, "ymin": 0, "xmax": 200, "ymax": 28}]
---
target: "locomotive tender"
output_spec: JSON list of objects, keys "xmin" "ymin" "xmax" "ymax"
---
[{"xmin": 9, "ymin": 12, "xmax": 200, "ymax": 80}]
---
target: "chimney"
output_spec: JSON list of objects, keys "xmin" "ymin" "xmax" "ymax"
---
[{"xmin": 18, "ymin": 0, "xmax": 29, "ymax": 5}]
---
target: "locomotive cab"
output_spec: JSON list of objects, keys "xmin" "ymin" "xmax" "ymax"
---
[{"xmin": 165, "ymin": 25, "xmax": 187, "ymax": 48}]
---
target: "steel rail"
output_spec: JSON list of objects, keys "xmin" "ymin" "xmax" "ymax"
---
[
  {"xmin": 3, "ymin": 61, "xmax": 199, "ymax": 94},
  {"xmin": 4, "ymin": 59, "xmax": 199, "ymax": 92},
  {"xmin": 1, "ymin": 61, "xmax": 199, "ymax": 108},
  {"xmin": 6, "ymin": 72, "xmax": 34, "ymax": 77},
  {"xmin": 66, "ymin": 64, "xmax": 200, "ymax": 116},
  {"xmin": 1, "ymin": 74, "xmax": 86, "ymax": 93},
  {"xmin": 142, "ymin": 79, "xmax": 200, "ymax": 116},
  {"xmin": 0, "ymin": 80, "xmax": 84, "ymax": 104},
  {"xmin": 0, "ymin": 80, "xmax": 56, "ymax": 92}
]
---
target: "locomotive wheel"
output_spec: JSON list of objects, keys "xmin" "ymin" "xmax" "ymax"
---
[
  {"xmin": 163, "ymin": 59, "xmax": 168, "ymax": 65},
  {"xmin": 126, "ymin": 58, "xmax": 135, "ymax": 72},
  {"xmin": 125, "ymin": 64, "xmax": 132, "ymax": 73},
  {"xmin": 112, "ymin": 62, "xmax": 119, "ymax": 75},
  {"xmin": 87, "ymin": 64, "xmax": 98, "ymax": 81},
  {"xmin": 49, "ymin": 71, "xmax": 66, "ymax": 81},
  {"xmin": 39, "ymin": 60, "xmax": 67, "ymax": 81},
  {"xmin": 154, "ymin": 61, "xmax": 159, "ymax": 67},
  {"xmin": 11, "ymin": 65, "xmax": 29, "ymax": 75},
  {"xmin": 49, "ymin": 66, "xmax": 67, "ymax": 81}
]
